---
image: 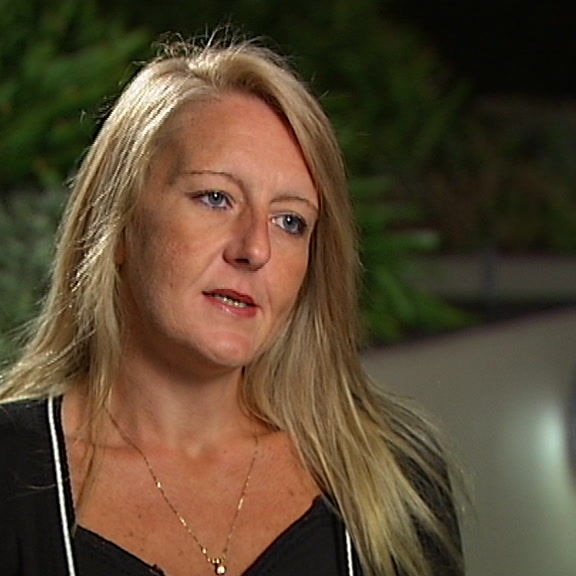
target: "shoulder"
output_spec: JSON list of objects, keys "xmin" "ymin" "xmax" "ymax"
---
[
  {"xmin": 400, "ymin": 418, "xmax": 463, "ymax": 574},
  {"xmin": 0, "ymin": 397, "xmax": 68, "ymax": 574},
  {"xmin": 0, "ymin": 397, "xmax": 50, "ymax": 443},
  {"xmin": 378, "ymin": 395, "xmax": 463, "ymax": 574},
  {"xmin": 0, "ymin": 398, "xmax": 53, "ymax": 489}
]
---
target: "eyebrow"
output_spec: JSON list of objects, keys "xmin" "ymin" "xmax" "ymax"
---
[
  {"xmin": 271, "ymin": 193, "xmax": 319, "ymax": 214},
  {"xmin": 182, "ymin": 169, "xmax": 319, "ymax": 213},
  {"xmin": 182, "ymin": 169, "xmax": 244, "ymax": 189}
]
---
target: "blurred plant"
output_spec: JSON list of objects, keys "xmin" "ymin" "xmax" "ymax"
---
[
  {"xmin": 0, "ymin": 188, "xmax": 66, "ymax": 363},
  {"xmin": 352, "ymin": 176, "xmax": 470, "ymax": 342},
  {"xmin": 0, "ymin": 181, "xmax": 470, "ymax": 364},
  {"xmin": 99, "ymin": 0, "xmax": 470, "ymax": 177},
  {"xmin": 420, "ymin": 98, "xmax": 576, "ymax": 254},
  {"xmin": 0, "ymin": 0, "xmax": 474, "ymax": 354},
  {"xmin": 98, "ymin": 0, "xmax": 472, "ymax": 341},
  {"xmin": 0, "ymin": 0, "xmax": 476, "ymax": 364},
  {"xmin": 0, "ymin": 0, "xmax": 150, "ymax": 191}
]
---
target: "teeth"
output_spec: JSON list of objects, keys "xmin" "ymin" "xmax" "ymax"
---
[{"xmin": 213, "ymin": 294, "xmax": 249, "ymax": 308}]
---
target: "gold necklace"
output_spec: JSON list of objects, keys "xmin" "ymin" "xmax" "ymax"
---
[{"xmin": 107, "ymin": 410, "xmax": 259, "ymax": 575}]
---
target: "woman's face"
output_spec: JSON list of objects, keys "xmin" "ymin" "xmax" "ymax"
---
[{"xmin": 118, "ymin": 93, "xmax": 318, "ymax": 378}]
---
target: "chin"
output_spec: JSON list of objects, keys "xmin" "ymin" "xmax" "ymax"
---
[{"xmin": 200, "ymin": 339, "xmax": 260, "ymax": 370}]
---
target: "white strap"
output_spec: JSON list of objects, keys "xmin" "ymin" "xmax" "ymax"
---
[
  {"xmin": 47, "ymin": 394, "xmax": 353, "ymax": 576},
  {"xmin": 47, "ymin": 397, "xmax": 77, "ymax": 576},
  {"xmin": 345, "ymin": 528, "xmax": 355, "ymax": 576}
]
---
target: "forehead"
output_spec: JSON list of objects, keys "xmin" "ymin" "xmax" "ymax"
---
[
  {"xmin": 150, "ymin": 93, "xmax": 317, "ymax": 196},
  {"xmin": 162, "ymin": 92, "xmax": 292, "ymax": 147}
]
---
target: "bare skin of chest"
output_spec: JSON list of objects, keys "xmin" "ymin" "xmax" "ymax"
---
[{"xmin": 67, "ymin": 428, "xmax": 320, "ymax": 576}]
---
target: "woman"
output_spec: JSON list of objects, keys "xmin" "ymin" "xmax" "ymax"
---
[{"xmin": 0, "ymin": 37, "xmax": 462, "ymax": 576}]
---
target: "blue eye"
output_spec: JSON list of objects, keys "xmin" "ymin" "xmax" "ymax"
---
[
  {"xmin": 197, "ymin": 190, "xmax": 231, "ymax": 209},
  {"xmin": 275, "ymin": 213, "xmax": 307, "ymax": 236}
]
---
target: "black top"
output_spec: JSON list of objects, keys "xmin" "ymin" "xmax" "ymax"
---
[
  {"xmin": 75, "ymin": 497, "xmax": 348, "ymax": 576},
  {"xmin": 0, "ymin": 398, "xmax": 360, "ymax": 576},
  {"xmin": 0, "ymin": 397, "xmax": 461, "ymax": 576}
]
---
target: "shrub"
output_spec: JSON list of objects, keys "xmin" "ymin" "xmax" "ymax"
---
[
  {"xmin": 0, "ymin": 0, "xmax": 149, "ymax": 191},
  {"xmin": 352, "ymin": 176, "xmax": 469, "ymax": 342},
  {"xmin": 0, "ymin": 188, "xmax": 66, "ymax": 362},
  {"xmin": 0, "ymin": 2, "xmax": 472, "ymax": 362}
]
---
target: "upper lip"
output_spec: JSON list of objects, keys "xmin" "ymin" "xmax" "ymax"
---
[{"xmin": 203, "ymin": 289, "xmax": 257, "ymax": 306}]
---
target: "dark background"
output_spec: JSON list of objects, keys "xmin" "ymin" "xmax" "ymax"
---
[
  {"xmin": 98, "ymin": 0, "xmax": 576, "ymax": 99},
  {"xmin": 392, "ymin": 1, "xmax": 576, "ymax": 97},
  {"xmin": 2, "ymin": 0, "xmax": 575, "ymax": 354}
]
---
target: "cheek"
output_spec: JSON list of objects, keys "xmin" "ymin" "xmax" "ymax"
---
[
  {"xmin": 274, "ymin": 252, "xmax": 310, "ymax": 313},
  {"xmin": 137, "ymin": 239, "xmax": 187, "ymax": 296},
  {"xmin": 128, "ymin": 210, "xmax": 180, "ymax": 267},
  {"xmin": 123, "ymin": 221, "xmax": 174, "ymax": 296}
]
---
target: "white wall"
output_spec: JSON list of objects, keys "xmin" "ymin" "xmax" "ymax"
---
[{"xmin": 362, "ymin": 308, "xmax": 576, "ymax": 576}]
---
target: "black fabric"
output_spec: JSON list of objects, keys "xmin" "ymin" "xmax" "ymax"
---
[
  {"xmin": 0, "ymin": 398, "xmax": 358, "ymax": 576},
  {"xmin": 0, "ymin": 397, "xmax": 74, "ymax": 576},
  {"xmin": 75, "ymin": 497, "xmax": 351, "ymax": 576},
  {"xmin": 0, "ymin": 397, "xmax": 461, "ymax": 576}
]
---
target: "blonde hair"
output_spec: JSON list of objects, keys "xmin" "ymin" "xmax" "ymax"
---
[{"xmin": 1, "ymin": 35, "xmax": 462, "ymax": 576}]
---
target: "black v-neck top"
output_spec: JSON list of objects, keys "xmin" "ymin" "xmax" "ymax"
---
[
  {"xmin": 0, "ymin": 397, "xmax": 461, "ymax": 576},
  {"xmin": 0, "ymin": 398, "xmax": 360, "ymax": 576},
  {"xmin": 75, "ymin": 496, "xmax": 347, "ymax": 576}
]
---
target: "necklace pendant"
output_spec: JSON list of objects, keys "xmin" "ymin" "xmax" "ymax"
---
[{"xmin": 209, "ymin": 557, "xmax": 227, "ymax": 575}]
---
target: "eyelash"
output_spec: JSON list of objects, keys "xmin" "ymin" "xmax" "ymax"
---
[
  {"xmin": 193, "ymin": 190, "xmax": 309, "ymax": 236},
  {"xmin": 196, "ymin": 190, "xmax": 232, "ymax": 210},
  {"xmin": 273, "ymin": 213, "xmax": 308, "ymax": 236}
]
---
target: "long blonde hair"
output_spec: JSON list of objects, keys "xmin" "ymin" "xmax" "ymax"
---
[{"xmin": 1, "ymin": 35, "xmax": 462, "ymax": 576}]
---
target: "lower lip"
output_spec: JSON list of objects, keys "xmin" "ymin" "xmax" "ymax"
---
[{"xmin": 203, "ymin": 293, "xmax": 258, "ymax": 318}]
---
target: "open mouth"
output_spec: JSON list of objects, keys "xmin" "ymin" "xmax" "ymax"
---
[{"xmin": 204, "ymin": 291, "xmax": 256, "ymax": 309}]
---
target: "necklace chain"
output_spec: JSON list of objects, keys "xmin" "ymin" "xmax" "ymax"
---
[{"xmin": 107, "ymin": 410, "xmax": 259, "ymax": 576}]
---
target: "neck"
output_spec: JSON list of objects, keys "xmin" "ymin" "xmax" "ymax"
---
[{"xmin": 112, "ymin": 364, "xmax": 258, "ymax": 451}]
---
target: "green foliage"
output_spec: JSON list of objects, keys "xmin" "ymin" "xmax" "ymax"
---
[
  {"xmin": 0, "ymin": 0, "xmax": 149, "ymax": 191},
  {"xmin": 98, "ymin": 0, "xmax": 469, "ymax": 177},
  {"xmin": 352, "ymin": 177, "xmax": 470, "ymax": 342},
  {"xmin": 488, "ymin": 106, "xmax": 576, "ymax": 253},
  {"xmin": 96, "ymin": 0, "xmax": 472, "ymax": 341},
  {"xmin": 0, "ymin": 188, "xmax": 66, "ymax": 362},
  {"xmin": 270, "ymin": 3, "xmax": 469, "ymax": 178},
  {"xmin": 0, "ymin": 0, "xmax": 474, "ymax": 364},
  {"xmin": 419, "ymin": 100, "xmax": 576, "ymax": 253}
]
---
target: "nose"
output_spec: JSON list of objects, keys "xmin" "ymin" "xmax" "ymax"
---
[{"xmin": 223, "ymin": 209, "xmax": 271, "ymax": 271}]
